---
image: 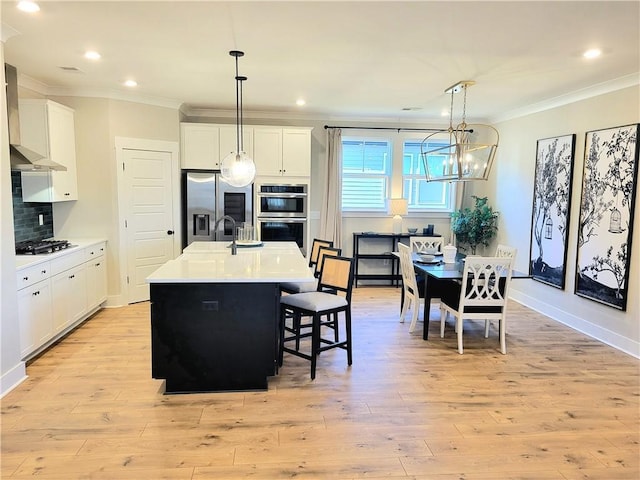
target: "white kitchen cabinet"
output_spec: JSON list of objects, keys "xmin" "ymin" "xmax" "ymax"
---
[
  {"xmin": 16, "ymin": 240, "xmax": 108, "ymax": 360},
  {"xmin": 253, "ymin": 127, "xmax": 311, "ymax": 177},
  {"xmin": 282, "ymin": 128, "xmax": 312, "ymax": 177},
  {"xmin": 181, "ymin": 123, "xmax": 220, "ymax": 170},
  {"xmin": 17, "ymin": 279, "xmax": 53, "ymax": 359},
  {"xmin": 86, "ymin": 243, "xmax": 107, "ymax": 311},
  {"xmin": 51, "ymin": 263, "xmax": 87, "ymax": 334},
  {"xmin": 253, "ymin": 127, "xmax": 283, "ymax": 176},
  {"xmin": 181, "ymin": 123, "xmax": 311, "ymax": 177},
  {"xmin": 20, "ymin": 99, "xmax": 79, "ymax": 202}
]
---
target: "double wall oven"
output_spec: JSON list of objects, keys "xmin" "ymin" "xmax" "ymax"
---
[{"xmin": 256, "ymin": 184, "xmax": 307, "ymax": 254}]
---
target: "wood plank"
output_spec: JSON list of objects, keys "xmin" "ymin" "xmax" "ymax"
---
[{"xmin": 1, "ymin": 287, "xmax": 638, "ymax": 479}]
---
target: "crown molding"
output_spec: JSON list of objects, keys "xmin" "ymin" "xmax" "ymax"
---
[
  {"xmin": 17, "ymin": 71, "xmax": 639, "ymax": 125},
  {"xmin": 17, "ymin": 73, "xmax": 182, "ymax": 109},
  {"xmin": 490, "ymin": 73, "xmax": 640, "ymax": 124}
]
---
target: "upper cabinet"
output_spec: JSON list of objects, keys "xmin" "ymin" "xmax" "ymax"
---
[
  {"xmin": 181, "ymin": 123, "xmax": 311, "ymax": 178},
  {"xmin": 282, "ymin": 128, "xmax": 312, "ymax": 177},
  {"xmin": 252, "ymin": 127, "xmax": 283, "ymax": 176},
  {"xmin": 20, "ymin": 100, "xmax": 79, "ymax": 202},
  {"xmin": 181, "ymin": 123, "xmax": 255, "ymax": 170},
  {"xmin": 181, "ymin": 123, "xmax": 220, "ymax": 170}
]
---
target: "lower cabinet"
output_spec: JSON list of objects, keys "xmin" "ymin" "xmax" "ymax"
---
[
  {"xmin": 17, "ymin": 241, "xmax": 108, "ymax": 360},
  {"xmin": 52, "ymin": 264, "xmax": 87, "ymax": 334},
  {"xmin": 86, "ymin": 255, "xmax": 107, "ymax": 311},
  {"xmin": 17, "ymin": 280, "xmax": 53, "ymax": 359}
]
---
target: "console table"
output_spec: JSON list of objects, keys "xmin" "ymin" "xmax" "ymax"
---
[{"xmin": 352, "ymin": 233, "xmax": 405, "ymax": 287}]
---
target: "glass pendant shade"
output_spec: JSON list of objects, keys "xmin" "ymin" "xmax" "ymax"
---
[{"xmin": 221, "ymin": 151, "xmax": 256, "ymax": 187}]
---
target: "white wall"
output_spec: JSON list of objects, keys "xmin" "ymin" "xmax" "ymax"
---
[
  {"xmin": 1, "ymin": 42, "xmax": 27, "ymax": 396},
  {"xmin": 50, "ymin": 97, "xmax": 179, "ymax": 305},
  {"xmin": 477, "ymin": 86, "xmax": 639, "ymax": 356}
]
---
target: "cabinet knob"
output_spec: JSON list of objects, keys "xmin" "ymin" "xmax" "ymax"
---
[
  {"xmin": 167, "ymin": 230, "xmax": 174, "ymax": 235},
  {"xmin": 23, "ymin": 276, "xmax": 29, "ymax": 281},
  {"xmin": 41, "ymin": 270, "xmax": 46, "ymax": 274}
]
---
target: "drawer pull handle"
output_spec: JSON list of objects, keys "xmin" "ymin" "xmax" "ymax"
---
[
  {"xmin": 69, "ymin": 274, "xmax": 75, "ymax": 279},
  {"xmin": 32, "ymin": 291, "xmax": 39, "ymax": 296},
  {"xmin": 23, "ymin": 276, "xmax": 29, "ymax": 281},
  {"xmin": 95, "ymin": 263, "xmax": 101, "ymax": 267},
  {"xmin": 41, "ymin": 270, "xmax": 47, "ymax": 274}
]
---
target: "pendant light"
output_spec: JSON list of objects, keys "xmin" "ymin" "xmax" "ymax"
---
[
  {"xmin": 220, "ymin": 50, "xmax": 256, "ymax": 187},
  {"xmin": 420, "ymin": 81, "xmax": 499, "ymax": 182}
]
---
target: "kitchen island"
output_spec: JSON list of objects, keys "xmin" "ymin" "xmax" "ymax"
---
[{"xmin": 146, "ymin": 241, "xmax": 313, "ymax": 393}]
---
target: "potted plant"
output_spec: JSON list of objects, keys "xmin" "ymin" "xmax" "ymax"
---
[{"xmin": 450, "ymin": 196, "xmax": 499, "ymax": 254}]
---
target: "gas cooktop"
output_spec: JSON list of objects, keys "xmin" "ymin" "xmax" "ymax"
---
[{"xmin": 15, "ymin": 239, "xmax": 72, "ymax": 255}]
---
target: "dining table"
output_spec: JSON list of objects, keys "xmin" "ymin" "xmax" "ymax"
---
[{"xmin": 397, "ymin": 251, "xmax": 530, "ymax": 340}]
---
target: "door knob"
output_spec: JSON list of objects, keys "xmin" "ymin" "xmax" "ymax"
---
[{"xmin": 167, "ymin": 230, "xmax": 174, "ymax": 235}]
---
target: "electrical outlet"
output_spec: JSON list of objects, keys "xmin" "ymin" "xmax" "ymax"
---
[{"xmin": 38, "ymin": 214, "xmax": 44, "ymax": 226}]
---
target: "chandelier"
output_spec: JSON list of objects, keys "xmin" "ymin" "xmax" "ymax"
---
[
  {"xmin": 421, "ymin": 80, "xmax": 499, "ymax": 182},
  {"xmin": 220, "ymin": 50, "xmax": 256, "ymax": 187}
]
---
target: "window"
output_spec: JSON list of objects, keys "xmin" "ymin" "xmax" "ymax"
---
[
  {"xmin": 341, "ymin": 138, "xmax": 390, "ymax": 211},
  {"xmin": 340, "ymin": 133, "xmax": 454, "ymax": 213},
  {"xmin": 403, "ymin": 140, "xmax": 453, "ymax": 212}
]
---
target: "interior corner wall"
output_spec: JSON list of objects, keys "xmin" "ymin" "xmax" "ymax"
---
[
  {"xmin": 1, "ymin": 41, "xmax": 27, "ymax": 396},
  {"xmin": 488, "ymin": 85, "xmax": 640, "ymax": 357},
  {"xmin": 50, "ymin": 96, "xmax": 179, "ymax": 306}
]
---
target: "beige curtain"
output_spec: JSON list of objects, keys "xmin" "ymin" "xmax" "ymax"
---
[{"xmin": 319, "ymin": 128, "xmax": 343, "ymax": 248}]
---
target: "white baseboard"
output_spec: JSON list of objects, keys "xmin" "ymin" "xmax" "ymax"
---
[
  {"xmin": 510, "ymin": 290, "xmax": 640, "ymax": 359},
  {"xmin": 0, "ymin": 362, "xmax": 27, "ymax": 398}
]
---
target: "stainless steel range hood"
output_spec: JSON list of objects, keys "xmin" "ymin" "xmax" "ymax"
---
[{"xmin": 5, "ymin": 63, "xmax": 66, "ymax": 171}]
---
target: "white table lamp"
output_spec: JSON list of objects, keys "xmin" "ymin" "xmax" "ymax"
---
[{"xmin": 389, "ymin": 198, "xmax": 408, "ymax": 234}]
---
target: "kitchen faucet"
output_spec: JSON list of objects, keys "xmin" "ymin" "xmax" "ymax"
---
[{"xmin": 214, "ymin": 215, "xmax": 237, "ymax": 255}]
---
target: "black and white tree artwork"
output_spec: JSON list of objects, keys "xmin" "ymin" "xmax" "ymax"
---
[
  {"xmin": 529, "ymin": 134, "xmax": 575, "ymax": 289},
  {"xmin": 575, "ymin": 123, "xmax": 639, "ymax": 310}
]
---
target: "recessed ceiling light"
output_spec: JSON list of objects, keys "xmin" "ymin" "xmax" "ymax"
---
[
  {"xmin": 124, "ymin": 80, "xmax": 138, "ymax": 87},
  {"xmin": 583, "ymin": 48, "xmax": 602, "ymax": 59},
  {"xmin": 84, "ymin": 51, "xmax": 101, "ymax": 60},
  {"xmin": 296, "ymin": 98, "xmax": 306, "ymax": 107},
  {"xmin": 17, "ymin": 1, "xmax": 39, "ymax": 13}
]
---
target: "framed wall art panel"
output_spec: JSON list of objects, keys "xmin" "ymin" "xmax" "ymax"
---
[
  {"xmin": 529, "ymin": 134, "xmax": 576, "ymax": 289},
  {"xmin": 575, "ymin": 123, "xmax": 639, "ymax": 310}
]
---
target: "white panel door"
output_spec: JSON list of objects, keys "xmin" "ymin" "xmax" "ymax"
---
[{"xmin": 123, "ymin": 148, "xmax": 175, "ymax": 303}]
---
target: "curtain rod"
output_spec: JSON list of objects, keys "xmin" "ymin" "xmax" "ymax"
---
[{"xmin": 323, "ymin": 125, "xmax": 448, "ymax": 133}]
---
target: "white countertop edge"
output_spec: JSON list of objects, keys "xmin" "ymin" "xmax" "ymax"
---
[
  {"xmin": 148, "ymin": 276, "xmax": 316, "ymax": 284},
  {"xmin": 15, "ymin": 238, "xmax": 107, "ymax": 270}
]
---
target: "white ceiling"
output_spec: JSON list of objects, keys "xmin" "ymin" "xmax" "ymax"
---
[{"xmin": 2, "ymin": 1, "xmax": 639, "ymax": 123}]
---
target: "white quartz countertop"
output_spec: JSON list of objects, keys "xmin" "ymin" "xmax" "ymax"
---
[
  {"xmin": 15, "ymin": 238, "xmax": 107, "ymax": 270},
  {"xmin": 147, "ymin": 241, "xmax": 315, "ymax": 284}
]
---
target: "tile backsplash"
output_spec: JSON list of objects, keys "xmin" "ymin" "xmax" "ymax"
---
[{"xmin": 12, "ymin": 171, "xmax": 54, "ymax": 243}]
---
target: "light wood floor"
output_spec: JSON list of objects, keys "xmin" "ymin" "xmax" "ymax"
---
[{"xmin": 2, "ymin": 287, "xmax": 639, "ymax": 479}]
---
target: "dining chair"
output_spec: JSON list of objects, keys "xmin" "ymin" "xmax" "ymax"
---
[
  {"xmin": 410, "ymin": 236, "xmax": 443, "ymax": 254},
  {"xmin": 398, "ymin": 243, "xmax": 424, "ymax": 333},
  {"xmin": 439, "ymin": 256, "xmax": 513, "ymax": 354},
  {"xmin": 279, "ymin": 255, "xmax": 355, "ymax": 379},
  {"xmin": 280, "ymin": 238, "xmax": 334, "ymax": 294}
]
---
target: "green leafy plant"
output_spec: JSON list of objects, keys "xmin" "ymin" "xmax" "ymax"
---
[{"xmin": 451, "ymin": 196, "xmax": 499, "ymax": 254}]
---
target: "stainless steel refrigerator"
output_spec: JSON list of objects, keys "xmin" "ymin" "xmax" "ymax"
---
[{"xmin": 182, "ymin": 170, "xmax": 253, "ymax": 248}]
